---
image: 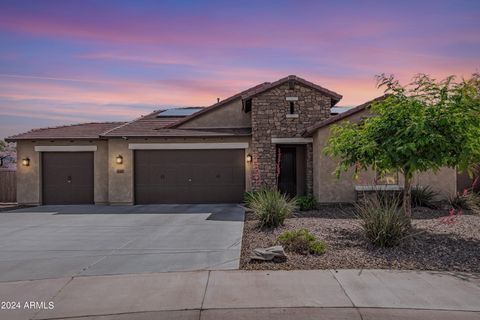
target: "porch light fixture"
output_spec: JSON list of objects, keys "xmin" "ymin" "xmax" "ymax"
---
[
  {"xmin": 246, "ymin": 154, "xmax": 253, "ymax": 163},
  {"xmin": 116, "ymin": 155, "xmax": 123, "ymax": 165},
  {"xmin": 22, "ymin": 157, "xmax": 30, "ymax": 166}
]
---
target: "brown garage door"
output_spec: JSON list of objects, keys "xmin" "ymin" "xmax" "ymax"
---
[
  {"xmin": 42, "ymin": 152, "xmax": 94, "ymax": 205},
  {"xmin": 134, "ymin": 149, "xmax": 245, "ymax": 204}
]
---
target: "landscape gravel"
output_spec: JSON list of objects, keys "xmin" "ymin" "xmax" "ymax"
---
[{"xmin": 241, "ymin": 206, "xmax": 480, "ymax": 272}]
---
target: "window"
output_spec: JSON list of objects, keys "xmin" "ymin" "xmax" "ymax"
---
[
  {"xmin": 375, "ymin": 171, "xmax": 398, "ymax": 185},
  {"xmin": 289, "ymin": 101, "xmax": 295, "ymax": 114},
  {"xmin": 244, "ymin": 99, "xmax": 252, "ymax": 113}
]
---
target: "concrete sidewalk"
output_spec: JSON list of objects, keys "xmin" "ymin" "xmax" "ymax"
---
[{"xmin": 0, "ymin": 269, "xmax": 479, "ymax": 320}]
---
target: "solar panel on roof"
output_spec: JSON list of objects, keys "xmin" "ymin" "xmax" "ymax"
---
[
  {"xmin": 156, "ymin": 108, "xmax": 203, "ymax": 117},
  {"xmin": 331, "ymin": 107, "xmax": 352, "ymax": 114}
]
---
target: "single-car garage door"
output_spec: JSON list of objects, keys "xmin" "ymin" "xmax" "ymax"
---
[
  {"xmin": 42, "ymin": 152, "xmax": 94, "ymax": 205},
  {"xmin": 134, "ymin": 149, "xmax": 245, "ymax": 204}
]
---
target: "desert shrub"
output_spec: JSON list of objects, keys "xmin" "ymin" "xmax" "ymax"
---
[
  {"xmin": 375, "ymin": 190, "xmax": 403, "ymax": 206},
  {"xmin": 244, "ymin": 190, "xmax": 259, "ymax": 208},
  {"xmin": 244, "ymin": 189, "xmax": 271, "ymax": 208},
  {"xmin": 296, "ymin": 196, "xmax": 317, "ymax": 211},
  {"xmin": 249, "ymin": 189, "xmax": 297, "ymax": 228},
  {"xmin": 355, "ymin": 196, "xmax": 411, "ymax": 247},
  {"xmin": 449, "ymin": 191, "xmax": 470, "ymax": 210},
  {"xmin": 449, "ymin": 190, "xmax": 480, "ymax": 213},
  {"xmin": 277, "ymin": 228, "xmax": 327, "ymax": 255},
  {"xmin": 411, "ymin": 185, "xmax": 438, "ymax": 208},
  {"xmin": 466, "ymin": 192, "xmax": 480, "ymax": 213}
]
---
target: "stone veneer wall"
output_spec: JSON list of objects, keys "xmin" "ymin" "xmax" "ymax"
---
[{"xmin": 251, "ymin": 82, "xmax": 332, "ymax": 194}]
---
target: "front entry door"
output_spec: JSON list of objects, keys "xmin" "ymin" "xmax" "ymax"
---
[{"xmin": 277, "ymin": 147, "xmax": 296, "ymax": 197}]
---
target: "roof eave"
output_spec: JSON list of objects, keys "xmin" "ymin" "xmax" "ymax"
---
[{"xmin": 5, "ymin": 136, "xmax": 107, "ymax": 142}]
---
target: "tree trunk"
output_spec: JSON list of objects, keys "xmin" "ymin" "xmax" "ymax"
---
[{"xmin": 403, "ymin": 175, "xmax": 412, "ymax": 218}]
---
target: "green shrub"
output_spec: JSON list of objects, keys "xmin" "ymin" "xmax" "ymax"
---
[
  {"xmin": 309, "ymin": 240, "xmax": 328, "ymax": 254},
  {"xmin": 355, "ymin": 196, "xmax": 411, "ymax": 247},
  {"xmin": 277, "ymin": 228, "xmax": 327, "ymax": 255},
  {"xmin": 296, "ymin": 196, "xmax": 317, "ymax": 211},
  {"xmin": 249, "ymin": 189, "xmax": 297, "ymax": 228},
  {"xmin": 411, "ymin": 185, "xmax": 438, "ymax": 208}
]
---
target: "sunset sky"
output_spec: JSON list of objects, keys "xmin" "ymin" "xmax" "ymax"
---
[{"xmin": 0, "ymin": 0, "xmax": 479, "ymax": 139}]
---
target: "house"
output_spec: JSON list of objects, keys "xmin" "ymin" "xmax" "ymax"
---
[{"xmin": 6, "ymin": 75, "xmax": 461, "ymax": 205}]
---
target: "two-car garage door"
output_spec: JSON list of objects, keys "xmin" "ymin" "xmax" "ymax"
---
[
  {"xmin": 40, "ymin": 149, "xmax": 245, "ymax": 204},
  {"xmin": 134, "ymin": 149, "xmax": 245, "ymax": 204}
]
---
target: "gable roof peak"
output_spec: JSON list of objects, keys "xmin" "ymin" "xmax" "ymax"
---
[
  {"xmin": 242, "ymin": 75, "xmax": 342, "ymax": 103},
  {"xmin": 166, "ymin": 75, "xmax": 342, "ymax": 129}
]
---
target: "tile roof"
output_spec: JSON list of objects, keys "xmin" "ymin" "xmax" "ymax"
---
[
  {"xmin": 102, "ymin": 109, "xmax": 251, "ymax": 137},
  {"xmin": 101, "ymin": 110, "xmax": 184, "ymax": 137},
  {"xmin": 5, "ymin": 122, "xmax": 125, "ymax": 141},
  {"xmin": 5, "ymin": 108, "xmax": 250, "ymax": 140},
  {"xmin": 302, "ymin": 95, "xmax": 389, "ymax": 136}
]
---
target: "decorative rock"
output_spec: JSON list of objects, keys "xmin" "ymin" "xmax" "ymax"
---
[{"xmin": 250, "ymin": 245, "xmax": 286, "ymax": 261}]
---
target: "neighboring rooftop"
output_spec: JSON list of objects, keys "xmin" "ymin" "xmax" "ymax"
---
[{"xmin": 5, "ymin": 122, "xmax": 125, "ymax": 141}]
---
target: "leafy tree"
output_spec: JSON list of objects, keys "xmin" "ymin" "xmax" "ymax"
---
[{"xmin": 324, "ymin": 73, "xmax": 480, "ymax": 217}]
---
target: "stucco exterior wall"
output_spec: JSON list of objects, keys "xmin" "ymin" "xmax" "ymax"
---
[
  {"xmin": 108, "ymin": 139, "xmax": 134, "ymax": 205},
  {"xmin": 15, "ymin": 140, "xmax": 109, "ymax": 205},
  {"xmin": 312, "ymin": 108, "xmax": 457, "ymax": 203},
  {"xmin": 178, "ymin": 99, "xmax": 251, "ymax": 129},
  {"xmin": 313, "ymin": 111, "xmax": 376, "ymax": 203},
  {"xmin": 411, "ymin": 168, "xmax": 457, "ymax": 199},
  {"xmin": 107, "ymin": 136, "xmax": 252, "ymax": 204},
  {"xmin": 16, "ymin": 141, "xmax": 41, "ymax": 205}
]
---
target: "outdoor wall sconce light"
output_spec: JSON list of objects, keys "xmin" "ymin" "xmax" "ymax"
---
[
  {"xmin": 116, "ymin": 155, "xmax": 123, "ymax": 165},
  {"xmin": 22, "ymin": 157, "xmax": 30, "ymax": 166},
  {"xmin": 246, "ymin": 154, "xmax": 253, "ymax": 163}
]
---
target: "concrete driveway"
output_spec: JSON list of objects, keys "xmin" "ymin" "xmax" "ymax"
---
[{"xmin": 0, "ymin": 204, "xmax": 244, "ymax": 282}]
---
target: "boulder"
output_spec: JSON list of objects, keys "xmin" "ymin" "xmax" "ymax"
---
[{"xmin": 250, "ymin": 245, "xmax": 286, "ymax": 261}]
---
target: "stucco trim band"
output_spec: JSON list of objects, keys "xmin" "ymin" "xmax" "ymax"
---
[
  {"xmin": 128, "ymin": 143, "xmax": 249, "ymax": 150},
  {"xmin": 271, "ymin": 137, "xmax": 313, "ymax": 144},
  {"xmin": 34, "ymin": 146, "xmax": 98, "ymax": 152}
]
